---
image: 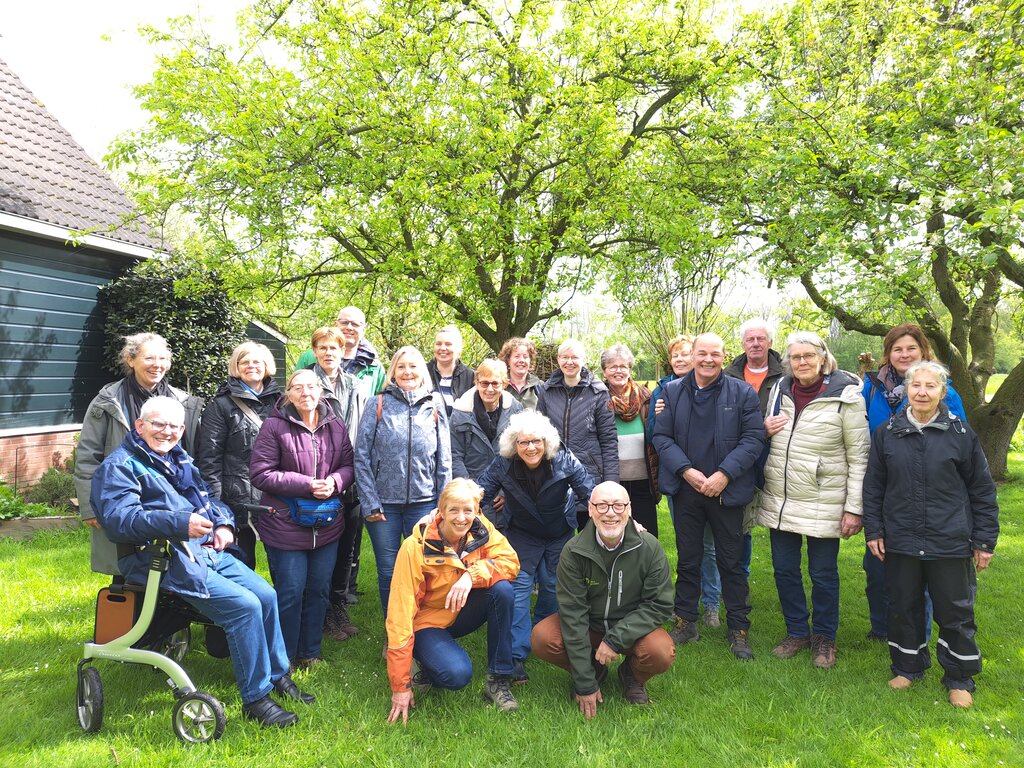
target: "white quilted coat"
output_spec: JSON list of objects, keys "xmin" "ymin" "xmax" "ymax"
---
[{"xmin": 757, "ymin": 372, "xmax": 870, "ymax": 538}]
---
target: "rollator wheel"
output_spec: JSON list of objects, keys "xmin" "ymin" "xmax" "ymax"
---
[
  {"xmin": 161, "ymin": 627, "xmax": 191, "ymax": 663},
  {"xmin": 77, "ymin": 666, "xmax": 104, "ymax": 733},
  {"xmin": 171, "ymin": 691, "xmax": 225, "ymax": 744}
]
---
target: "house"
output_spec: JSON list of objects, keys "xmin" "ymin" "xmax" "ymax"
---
[{"xmin": 0, "ymin": 58, "xmax": 285, "ymax": 491}]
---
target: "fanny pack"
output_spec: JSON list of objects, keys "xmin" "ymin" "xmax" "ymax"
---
[{"xmin": 285, "ymin": 497, "xmax": 341, "ymax": 528}]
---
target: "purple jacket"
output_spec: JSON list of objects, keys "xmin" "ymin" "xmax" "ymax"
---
[{"xmin": 250, "ymin": 400, "xmax": 355, "ymax": 550}]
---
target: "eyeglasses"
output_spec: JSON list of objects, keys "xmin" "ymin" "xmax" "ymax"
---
[
  {"xmin": 558, "ymin": 356, "xmax": 581, "ymax": 363},
  {"xmin": 478, "ymin": 380, "xmax": 504, "ymax": 389},
  {"xmin": 336, "ymin": 319, "xmax": 363, "ymax": 328},
  {"xmin": 790, "ymin": 353, "xmax": 819, "ymax": 363},
  {"xmin": 146, "ymin": 419, "xmax": 184, "ymax": 434},
  {"xmin": 289, "ymin": 384, "xmax": 321, "ymax": 392},
  {"xmin": 590, "ymin": 501, "xmax": 631, "ymax": 514},
  {"xmin": 517, "ymin": 438, "xmax": 544, "ymax": 448},
  {"xmin": 605, "ymin": 364, "xmax": 630, "ymax": 371}
]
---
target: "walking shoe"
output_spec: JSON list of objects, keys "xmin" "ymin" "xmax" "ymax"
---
[
  {"xmin": 669, "ymin": 615, "xmax": 699, "ymax": 645},
  {"xmin": 293, "ymin": 656, "xmax": 325, "ymax": 671},
  {"xmin": 482, "ymin": 674, "xmax": 519, "ymax": 712},
  {"xmin": 772, "ymin": 635, "xmax": 811, "ymax": 659},
  {"xmin": 810, "ymin": 635, "xmax": 836, "ymax": 669},
  {"xmin": 949, "ymin": 689, "xmax": 973, "ymax": 708},
  {"xmin": 323, "ymin": 604, "xmax": 351, "ymax": 641},
  {"xmin": 410, "ymin": 659, "xmax": 432, "ymax": 695},
  {"xmin": 242, "ymin": 695, "xmax": 298, "ymax": 728},
  {"xmin": 889, "ymin": 675, "xmax": 913, "ymax": 690},
  {"xmin": 866, "ymin": 630, "xmax": 888, "ymax": 643},
  {"xmin": 727, "ymin": 629, "xmax": 753, "ymax": 660},
  {"xmin": 335, "ymin": 602, "xmax": 360, "ymax": 637},
  {"xmin": 511, "ymin": 659, "xmax": 529, "ymax": 684},
  {"xmin": 701, "ymin": 606, "xmax": 721, "ymax": 629},
  {"xmin": 617, "ymin": 661, "xmax": 650, "ymax": 705},
  {"xmin": 273, "ymin": 673, "xmax": 316, "ymax": 704}
]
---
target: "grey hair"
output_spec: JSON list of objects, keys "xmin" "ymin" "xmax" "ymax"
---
[
  {"xmin": 557, "ymin": 338, "xmax": 585, "ymax": 362},
  {"xmin": 739, "ymin": 318, "xmax": 775, "ymax": 344},
  {"xmin": 498, "ymin": 411, "xmax": 561, "ymax": 460},
  {"xmin": 905, "ymin": 360, "xmax": 949, "ymax": 396},
  {"xmin": 782, "ymin": 331, "xmax": 838, "ymax": 376},
  {"xmin": 600, "ymin": 343, "xmax": 634, "ymax": 371},
  {"xmin": 139, "ymin": 396, "xmax": 184, "ymax": 423},
  {"xmin": 120, "ymin": 332, "xmax": 171, "ymax": 373}
]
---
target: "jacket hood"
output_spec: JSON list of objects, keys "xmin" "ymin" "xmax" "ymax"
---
[
  {"xmin": 774, "ymin": 370, "xmax": 862, "ymax": 404},
  {"xmin": 452, "ymin": 388, "xmax": 516, "ymax": 413},
  {"xmin": 214, "ymin": 376, "xmax": 282, "ymax": 402},
  {"xmin": 351, "ymin": 338, "xmax": 381, "ymax": 368},
  {"xmin": 887, "ymin": 402, "xmax": 964, "ymax": 438}
]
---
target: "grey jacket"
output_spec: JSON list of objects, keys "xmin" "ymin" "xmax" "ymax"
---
[
  {"xmin": 449, "ymin": 389, "xmax": 524, "ymax": 480},
  {"xmin": 354, "ymin": 385, "xmax": 452, "ymax": 513},
  {"xmin": 74, "ymin": 378, "xmax": 203, "ymax": 573}
]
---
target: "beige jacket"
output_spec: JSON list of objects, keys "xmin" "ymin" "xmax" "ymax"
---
[{"xmin": 757, "ymin": 371, "xmax": 869, "ymax": 538}]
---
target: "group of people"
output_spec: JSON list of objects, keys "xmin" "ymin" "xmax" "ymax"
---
[{"xmin": 74, "ymin": 307, "xmax": 1000, "ymax": 728}]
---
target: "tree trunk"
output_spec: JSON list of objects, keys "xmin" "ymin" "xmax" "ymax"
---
[{"xmin": 968, "ymin": 358, "xmax": 1024, "ymax": 480}]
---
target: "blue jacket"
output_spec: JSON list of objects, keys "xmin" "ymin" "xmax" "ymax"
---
[
  {"xmin": 651, "ymin": 371, "xmax": 766, "ymax": 507},
  {"xmin": 476, "ymin": 449, "xmax": 595, "ymax": 534},
  {"xmin": 354, "ymin": 385, "xmax": 452, "ymax": 513},
  {"xmin": 862, "ymin": 372, "xmax": 967, "ymax": 436},
  {"xmin": 646, "ymin": 372, "xmax": 677, "ymax": 436},
  {"xmin": 91, "ymin": 434, "xmax": 233, "ymax": 598}
]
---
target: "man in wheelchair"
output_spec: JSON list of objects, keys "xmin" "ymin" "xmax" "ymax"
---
[{"xmin": 92, "ymin": 396, "xmax": 312, "ymax": 728}]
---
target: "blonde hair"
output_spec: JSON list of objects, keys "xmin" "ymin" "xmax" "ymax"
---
[
  {"xmin": 386, "ymin": 346, "xmax": 429, "ymax": 389},
  {"xmin": 311, "ymin": 326, "xmax": 346, "ymax": 349},
  {"xmin": 475, "ymin": 358, "xmax": 509, "ymax": 383},
  {"xmin": 228, "ymin": 341, "xmax": 276, "ymax": 378},
  {"xmin": 438, "ymin": 478, "xmax": 485, "ymax": 514}
]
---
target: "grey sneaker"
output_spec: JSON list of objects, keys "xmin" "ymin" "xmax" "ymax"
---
[
  {"xmin": 727, "ymin": 629, "xmax": 753, "ymax": 661},
  {"xmin": 483, "ymin": 674, "xmax": 518, "ymax": 712},
  {"xmin": 701, "ymin": 606, "xmax": 721, "ymax": 628},
  {"xmin": 669, "ymin": 615, "xmax": 699, "ymax": 645}
]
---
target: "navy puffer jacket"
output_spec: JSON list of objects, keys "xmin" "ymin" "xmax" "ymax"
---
[{"xmin": 535, "ymin": 368, "xmax": 619, "ymax": 483}]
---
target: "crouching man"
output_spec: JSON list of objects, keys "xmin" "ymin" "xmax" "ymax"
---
[
  {"xmin": 92, "ymin": 396, "xmax": 312, "ymax": 728},
  {"xmin": 531, "ymin": 482, "xmax": 675, "ymax": 719}
]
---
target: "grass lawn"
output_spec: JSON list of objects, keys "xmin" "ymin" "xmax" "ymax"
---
[{"xmin": 2, "ymin": 461, "xmax": 1023, "ymax": 767}]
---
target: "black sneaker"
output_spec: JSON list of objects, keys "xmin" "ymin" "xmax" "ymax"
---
[
  {"xmin": 482, "ymin": 674, "xmax": 518, "ymax": 712},
  {"xmin": 242, "ymin": 695, "xmax": 298, "ymax": 728},
  {"xmin": 617, "ymin": 661, "xmax": 650, "ymax": 705},
  {"xmin": 727, "ymin": 629, "xmax": 753, "ymax": 661},
  {"xmin": 669, "ymin": 615, "xmax": 699, "ymax": 645},
  {"xmin": 273, "ymin": 674, "xmax": 315, "ymax": 704}
]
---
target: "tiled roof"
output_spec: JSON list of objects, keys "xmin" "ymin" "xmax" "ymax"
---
[{"xmin": 0, "ymin": 57, "xmax": 157, "ymax": 250}]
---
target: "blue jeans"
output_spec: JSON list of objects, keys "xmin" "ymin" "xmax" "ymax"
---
[
  {"xmin": 506, "ymin": 527, "xmax": 572, "ymax": 662},
  {"xmin": 366, "ymin": 501, "xmax": 436, "ymax": 614},
  {"xmin": 770, "ymin": 529, "xmax": 840, "ymax": 640},
  {"xmin": 265, "ymin": 541, "xmax": 339, "ymax": 661},
  {"xmin": 864, "ymin": 544, "xmax": 933, "ymax": 638},
  {"xmin": 414, "ymin": 581, "xmax": 515, "ymax": 688},
  {"xmin": 180, "ymin": 548, "xmax": 290, "ymax": 705},
  {"xmin": 533, "ymin": 559, "xmax": 558, "ymax": 624},
  {"xmin": 669, "ymin": 497, "xmax": 725, "ymax": 611}
]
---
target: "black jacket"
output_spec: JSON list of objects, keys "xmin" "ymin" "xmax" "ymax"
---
[
  {"xmin": 862, "ymin": 405, "xmax": 999, "ymax": 559},
  {"xmin": 723, "ymin": 349, "xmax": 785, "ymax": 416},
  {"xmin": 427, "ymin": 359, "xmax": 475, "ymax": 402},
  {"xmin": 196, "ymin": 376, "xmax": 282, "ymax": 519},
  {"xmin": 535, "ymin": 367, "xmax": 619, "ymax": 483}
]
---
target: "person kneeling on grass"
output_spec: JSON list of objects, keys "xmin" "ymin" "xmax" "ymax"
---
[
  {"xmin": 92, "ymin": 396, "xmax": 313, "ymax": 728},
  {"xmin": 385, "ymin": 478, "xmax": 521, "ymax": 724},
  {"xmin": 531, "ymin": 482, "xmax": 675, "ymax": 719}
]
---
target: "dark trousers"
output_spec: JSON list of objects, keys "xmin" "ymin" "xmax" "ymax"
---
[
  {"xmin": 672, "ymin": 490, "xmax": 750, "ymax": 630},
  {"xmin": 330, "ymin": 503, "xmax": 362, "ymax": 606},
  {"xmin": 621, "ymin": 478, "xmax": 659, "ymax": 538},
  {"xmin": 885, "ymin": 553, "xmax": 980, "ymax": 691}
]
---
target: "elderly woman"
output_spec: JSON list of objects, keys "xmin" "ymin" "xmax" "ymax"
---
[
  {"xmin": 74, "ymin": 332, "xmax": 203, "ymax": 572},
  {"xmin": 477, "ymin": 411, "xmax": 596, "ymax": 683},
  {"xmin": 307, "ymin": 326, "xmax": 365, "ymax": 428},
  {"xmin": 385, "ymin": 478, "xmax": 521, "ymax": 723},
  {"xmin": 450, "ymin": 359, "xmax": 524, "ymax": 529},
  {"xmin": 250, "ymin": 368, "xmax": 355, "ymax": 668},
  {"xmin": 196, "ymin": 342, "xmax": 282, "ymax": 569},
  {"xmin": 354, "ymin": 346, "xmax": 452, "ymax": 614},
  {"xmin": 863, "ymin": 361, "xmax": 998, "ymax": 708},
  {"xmin": 536, "ymin": 338, "xmax": 618, "ymax": 527},
  {"xmin": 600, "ymin": 344, "xmax": 660, "ymax": 535},
  {"xmin": 758, "ymin": 332, "xmax": 869, "ymax": 668},
  {"xmin": 498, "ymin": 337, "xmax": 542, "ymax": 410},
  {"xmin": 861, "ymin": 323, "xmax": 969, "ymax": 641}
]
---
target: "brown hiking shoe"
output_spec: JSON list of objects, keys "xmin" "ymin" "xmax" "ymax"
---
[
  {"xmin": 669, "ymin": 615, "xmax": 699, "ymax": 645},
  {"xmin": 810, "ymin": 635, "xmax": 836, "ymax": 669},
  {"xmin": 772, "ymin": 634, "xmax": 811, "ymax": 659},
  {"xmin": 617, "ymin": 661, "xmax": 650, "ymax": 705},
  {"xmin": 727, "ymin": 629, "xmax": 753, "ymax": 660}
]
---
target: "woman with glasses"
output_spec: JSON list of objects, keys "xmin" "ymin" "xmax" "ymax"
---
[
  {"xmin": 757, "ymin": 331, "xmax": 869, "ymax": 669},
  {"xmin": 600, "ymin": 344, "xmax": 660, "ymax": 536},
  {"xmin": 449, "ymin": 359, "xmax": 524, "ymax": 530},
  {"xmin": 477, "ymin": 411, "xmax": 595, "ymax": 684},
  {"xmin": 75, "ymin": 332, "xmax": 203, "ymax": 573},
  {"xmin": 535, "ymin": 338, "xmax": 618, "ymax": 528},
  {"xmin": 250, "ymin": 368, "xmax": 355, "ymax": 669}
]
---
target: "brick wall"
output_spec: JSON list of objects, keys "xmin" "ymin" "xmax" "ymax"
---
[{"xmin": 0, "ymin": 430, "xmax": 78, "ymax": 492}]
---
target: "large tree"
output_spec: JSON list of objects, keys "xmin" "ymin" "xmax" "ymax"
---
[
  {"xmin": 732, "ymin": 0, "xmax": 1024, "ymax": 476},
  {"xmin": 112, "ymin": 0, "xmax": 736, "ymax": 349}
]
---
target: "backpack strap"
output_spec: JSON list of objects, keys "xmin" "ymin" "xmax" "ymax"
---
[{"xmin": 230, "ymin": 396, "xmax": 264, "ymax": 430}]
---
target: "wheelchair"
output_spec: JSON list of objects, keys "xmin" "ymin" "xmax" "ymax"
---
[{"xmin": 77, "ymin": 535, "xmax": 228, "ymax": 744}]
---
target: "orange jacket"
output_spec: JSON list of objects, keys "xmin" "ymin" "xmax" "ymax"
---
[{"xmin": 385, "ymin": 512, "xmax": 520, "ymax": 692}]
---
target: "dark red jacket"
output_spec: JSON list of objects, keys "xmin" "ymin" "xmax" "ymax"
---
[{"xmin": 250, "ymin": 400, "xmax": 355, "ymax": 550}]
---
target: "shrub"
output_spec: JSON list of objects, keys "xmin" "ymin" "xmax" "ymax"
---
[
  {"xmin": 0, "ymin": 484, "xmax": 53, "ymax": 521},
  {"xmin": 23, "ymin": 468, "xmax": 76, "ymax": 513}
]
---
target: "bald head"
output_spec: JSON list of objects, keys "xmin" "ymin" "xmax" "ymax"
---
[
  {"xmin": 691, "ymin": 333, "xmax": 726, "ymax": 387},
  {"xmin": 589, "ymin": 482, "xmax": 632, "ymax": 547}
]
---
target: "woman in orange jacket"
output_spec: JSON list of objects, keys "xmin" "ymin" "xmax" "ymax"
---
[{"xmin": 385, "ymin": 478, "xmax": 520, "ymax": 724}]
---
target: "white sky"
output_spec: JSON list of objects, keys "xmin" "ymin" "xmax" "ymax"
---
[{"xmin": 1, "ymin": 1, "xmax": 250, "ymax": 162}]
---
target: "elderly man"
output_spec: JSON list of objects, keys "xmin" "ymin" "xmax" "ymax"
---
[
  {"xmin": 427, "ymin": 324, "xmax": 476, "ymax": 414},
  {"xmin": 653, "ymin": 333, "xmax": 766, "ymax": 660},
  {"xmin": 91, "ymin": 396, "xmax": 311, "ymax": 728},
  {"xmin": 531, "ymin": 482, "xmax": 674, "ymax": 718},
  {"xmin": 296, "ymin": 306, "xmax": 386, "ymax": 398}
]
